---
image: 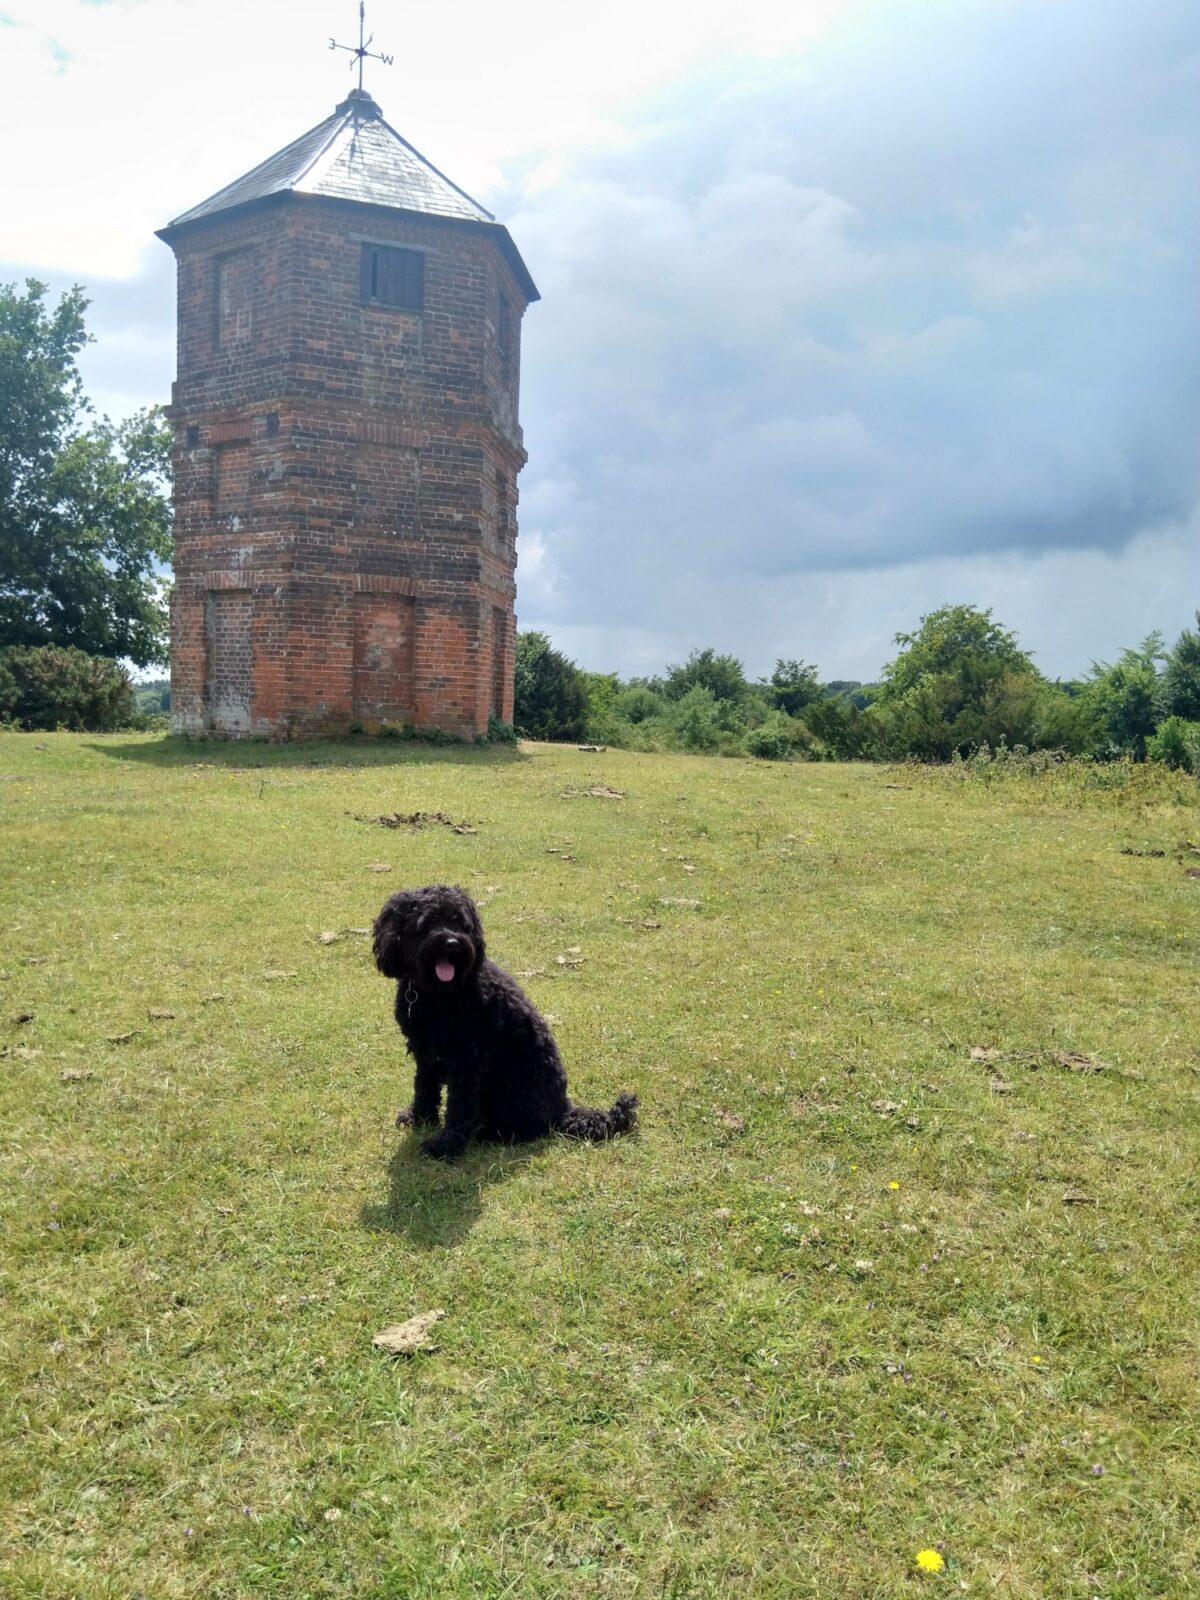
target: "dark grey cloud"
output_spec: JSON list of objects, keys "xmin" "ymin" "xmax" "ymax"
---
[{"xmin": 508, "ymin": 0, "xmax": 1200, "ymax": 676}]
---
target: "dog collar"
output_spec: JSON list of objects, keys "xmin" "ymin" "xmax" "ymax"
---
[{"xmin": 403, "ymin": 981, "xmax": 418, "ymax": 1018}]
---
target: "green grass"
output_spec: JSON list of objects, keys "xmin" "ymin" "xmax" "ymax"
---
[{"xmin": 1, "ymin": 733, "xmax": 1198, "ymax": 1598}]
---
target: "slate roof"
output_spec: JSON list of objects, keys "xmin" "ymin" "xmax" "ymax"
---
[
  {"xmin": 158, "ymin": 91, "xmax": 537, "ymax": 299},
  {"xmin": 164, "ymin": 90, "xmax": 494, "ymax": 228}
]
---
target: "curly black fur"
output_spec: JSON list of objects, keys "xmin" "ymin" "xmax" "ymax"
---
[{"xmin": 373, "ymin": 884, "xmax": 639, "ymax": 1160}]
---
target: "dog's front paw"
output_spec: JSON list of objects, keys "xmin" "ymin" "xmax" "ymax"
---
[
  {"xmin": 397, "ymin": 1104, "xmax": 439, "ymax": 1130},
  {"xmin": 421, "ymin": 1130, "xmax": 466, "ymax": 1161}
]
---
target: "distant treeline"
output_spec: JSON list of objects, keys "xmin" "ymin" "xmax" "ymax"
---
[
  {"xmin": 515, "ymin": 604, "xmax": 1200, "ymax": 772},
  {"xmin": 5, "ymin": 607, "xmax": 1197, "ymax": 771},
  {"xmin": 134, "ymin": 679, "xmax": 171, "ymax": 715}
]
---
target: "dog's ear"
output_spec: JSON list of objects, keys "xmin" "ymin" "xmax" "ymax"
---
[{"xmin": 373, "ymin": 891, "xmax": 416, "ymax": 979}]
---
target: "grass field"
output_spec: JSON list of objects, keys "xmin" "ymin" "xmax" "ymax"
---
[{"xmin": 1, "ymin": 733, "xmax": 1198, "ymax": 1598}]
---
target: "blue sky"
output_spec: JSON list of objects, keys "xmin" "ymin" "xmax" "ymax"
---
[{"xmin": 1, "ymin": 0, "xmax": 1196, "ymax": 683}]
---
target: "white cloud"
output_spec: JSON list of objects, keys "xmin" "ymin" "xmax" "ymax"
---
[
  {"xmin": 0, "ymin": 0, "xmax": 859, "ymax": 277},
  {"xmin": 967, "ymin": 216, "xmax": 1132, "ymax": 302},
  {"xmin": 2, "ymin": 0, "xmax": 1196, "ymax": 687}
]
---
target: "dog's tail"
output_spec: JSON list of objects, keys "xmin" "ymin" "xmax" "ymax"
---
[{"xmin": 559, "ymin": 1091, "xmax": 639, "ymax": 1142}]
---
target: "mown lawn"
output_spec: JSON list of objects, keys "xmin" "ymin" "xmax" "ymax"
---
[{"xmin": 1, "ymin": 732, "xmax": 1198, "ymax": 1599}]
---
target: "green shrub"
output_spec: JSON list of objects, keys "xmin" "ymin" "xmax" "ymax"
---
[
  {"xmin": 1147, "ymin": 716, "xmax": 1200, "ymax": 774},
  {"xmin": 670, "ymin": 685, "xmax": 722, "ymax": 752},
  {"xmin": 613, "ymin": 684, "xmax": 667, "ymax": 725},
  {"xmin": 915, "ymin": 750, "xmax": 1198, "ymax": 809},
  {"xmin": 616, "ymin": 714, "xmax": 680, "ymax": 754},
  {"xmin": 572, "ymin": 674, "xmax": 624, "ymax": 745},
  {"xmin": 0, "ymin": 645, "xmax": 136, "ymax": 731},
  {"xmin": 801, "ymin": 696, "xmax": 878, "ymax": 760},
  {"xmin": 413, "ymin": 724, "xmax": 463, "ymax": 746},
  {"xmin": 868, "ymin": 681, "xmax": 960, "ymax": 761},
  {"xmin": 487, "ymin": 715, "xmax": 518, "ymax": 744},
  {"xmin": 743, "ymin": 715, "xmax": 795, "ymax": 761}
]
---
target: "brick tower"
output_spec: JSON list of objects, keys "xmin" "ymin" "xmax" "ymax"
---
[{"xmin": 157, "ymin": 87, "xmax": 537, "ymax": 738}]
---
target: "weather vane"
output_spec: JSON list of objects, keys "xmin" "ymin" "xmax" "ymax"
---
[{"xmin": 330, "ymin": 3, "xmax": 394, "ymax": 94}]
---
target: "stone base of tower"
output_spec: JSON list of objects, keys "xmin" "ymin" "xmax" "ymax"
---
[{"xmin": 170, "ymin": 576, "xmax": 514, "ymax": 741}]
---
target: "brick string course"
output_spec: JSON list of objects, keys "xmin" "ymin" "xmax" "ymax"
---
[{"xmin": 164, "ymin": 192, "xmax": 530, "ymax": 738}]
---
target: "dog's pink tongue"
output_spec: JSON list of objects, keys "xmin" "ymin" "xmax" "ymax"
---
[{"xmin": 435, "ymin": 960, "xmax": 456, "ymax": 983}]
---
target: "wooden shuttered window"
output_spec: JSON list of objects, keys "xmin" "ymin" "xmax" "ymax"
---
[{"xmin": 360, "ymin": 244, "xmax": 425, "ymax": 311}]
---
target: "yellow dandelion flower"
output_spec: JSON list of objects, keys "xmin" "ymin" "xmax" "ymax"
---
[
  {"xmin": 915, "ymin": 1547, "xmax": 945, "ymax": 1573},
  {"xmin": 1031, "ymin": 1355, "xmax": 1042, "ymax": 1364},
  {"xmin": 889, "ymin": 1181, "xmax": 902, "ymax": 1190}
]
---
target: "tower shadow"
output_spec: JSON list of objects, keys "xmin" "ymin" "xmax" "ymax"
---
[{"xmin": 86, "ymin": 735, "xmax": 529, "ymax": 770}]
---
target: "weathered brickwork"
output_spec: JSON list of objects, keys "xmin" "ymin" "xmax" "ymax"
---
[
  {"xmin": 204, "ymin": 589, "xmax": 253, "ymax": 733},
  {"xmin": 159, "ymin": 106, "xmax": 536, "ymax": 739}
]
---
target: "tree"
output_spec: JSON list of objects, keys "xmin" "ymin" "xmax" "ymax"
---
[
  {"xmin": 765, "ymin": 658, "xmax": 820, "ymax": 715},
  {"xmin": 873, "ymin": 604, "xmax": 1081, "ymax": 758},
  {"xmin": 879, "ymin": 604, "xmax": 1034, "ymax": 709},
  {"xmin": 1, "ymin": 280, "xmax": 172, "ymax": 666},
  {"xmin": 1082, "ymin": 634, "xmax": 1165, "ymax": 759},
  {"xmin": 663, "ymin": 647, "xmax": 748, "ymax": 704},
  {"xmin": 513, "ymin": 630, "xmax": 588, "ymax": 740},
  {"xmin": 1161, "ymin": 612, "xmax": 1200, "ymax": 722}
]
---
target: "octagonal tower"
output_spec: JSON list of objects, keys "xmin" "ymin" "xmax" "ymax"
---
[{"xmin": 158, "ymin": 88, "xmax": 538, "ymax": 738}]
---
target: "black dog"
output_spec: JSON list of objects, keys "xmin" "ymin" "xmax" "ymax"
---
[{"xmin": 373, "ymin": 884, "xmax": 638, "ymax": 1159}]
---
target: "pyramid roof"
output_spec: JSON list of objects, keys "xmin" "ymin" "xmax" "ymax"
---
[{"xmin": 158, "ymin": 91, "xmax": 537, "ymax": 300}]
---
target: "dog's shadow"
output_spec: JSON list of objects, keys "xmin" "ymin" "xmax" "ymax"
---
[{"xmin": 360, "ymin": 1136, "xmax": 541, "ymax": 1248}]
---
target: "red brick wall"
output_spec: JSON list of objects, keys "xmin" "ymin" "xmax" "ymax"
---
[
  {"xmin": 352, "ymin": 593, "xmax": 416, "ymax": 727},
  {"xmin": 203, "ymin": 589, "xmax": 252, "ymax": 733},
  {"xmin": 164, "ymin": 192, "xmax": 532, "ymax": 738},
  {"xmin": 215, "ymin": 247, "xmax": 258, "ymax": 347}
]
